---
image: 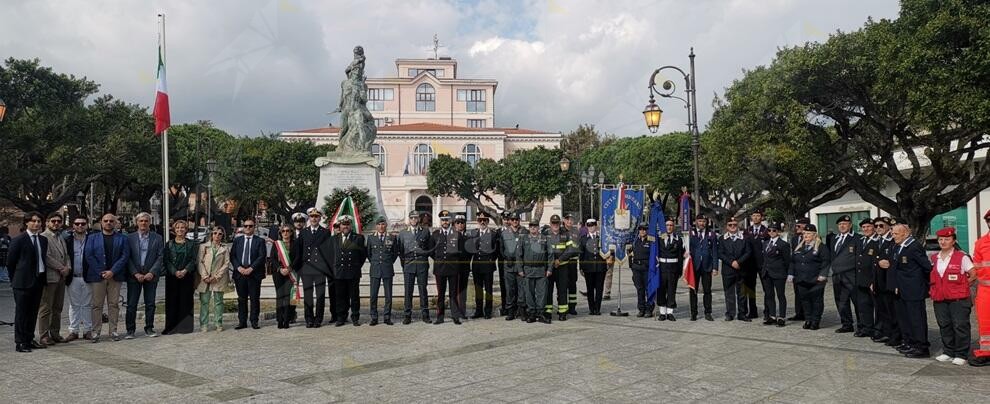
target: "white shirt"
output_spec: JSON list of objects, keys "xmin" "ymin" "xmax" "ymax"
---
[{"xmin": 935, "ymin": 251, "xmax": 973, "ymax": 277}]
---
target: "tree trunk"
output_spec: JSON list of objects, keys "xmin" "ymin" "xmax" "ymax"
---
[{"xmin": 532, "ymin": 199, "xmax": 545, "ymax": 223}]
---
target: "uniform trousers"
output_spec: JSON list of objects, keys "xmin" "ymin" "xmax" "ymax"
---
[
  {"xmin": 402, "ymin": 264, "xmax": 430, "ymax": 317},
  {"xmin": 503, "ymin": 270, "xmax": 522, "ymax": 314},
  {"xmin": 761, "ymin": 276, "xmax": 787, "ymax": 319},
  {"xmin": 334, "ymin": 278, "xmax": 361, "ymax": 322},
  {"xmin": 722, "ymin": 269, "xmax": 746, "ymax": 318},
  {"xmin": 689, "ymin": 271, "xmax": 714, "ymax": 315},
  {"xmin": 933, "ymin": 299, "xmax": 971, "ymax": 359},
  {"xmin": 369, "ymin": 276, "xmax": 393, "ymax": 320},
  {"xmin": 523, "ymin": 274, "xmax": 548, "ymax": 316},
  {"xmin": 832, "ymin": 271, "xmax": 858, "ymax": 328},
  {"xmin": 975, "ymin": 273, "xmax": 990, "ymax": 358},
  {"xmin": 855, "ymin": 286, "xmax": 878, "ymax": 336},
  {"xmin": 896, "ymin": 298, "xmax": 930, "ymax": 350},
  {"xmin": 301, "ymin": 273, "xmax": 326, "ymax": 324},
  {"xmin": 37, "ymin": 280, "xmax": 66, "ymax": 338},
  {"xmin": 458, "ymin": 269, "xmax": 470, "ymax": 319},
  {"xmin": 497, "ymin": 259, "xmax": 507, "ymax": 315},
  {"xmin": 791, "ymin": 282, "xmax": 805, "ymax": 319},
  {"xmin": 545, "ymin": 264, "xmax": 569, "ymax": 314},
  {"xmin": 742, "ymin": 266, "xmax": 759, "ymax": 317},
  {"xmin": 67, "ymin": 277, "xmax": 93, "ymax": 333},
  {"xmin": 435, "ymin": 273, "xmax": 463, "ymax": 319},
  {"xmin": 631, "ymin": 269, "xmax": 651, "ymax": 313},
  {"xmin": 796, "ymin": 281, "xmax": 826, "ymax": 323},
  {"xmin": 584, "ymin": 271, "xmax": 606, "ymax": 313},
  {"xmin": 876, "ymin": 290, "xmax": 902, "ymax": 342},
  {"xmin": 657, "ymin": 266, "xmax": 680, "ymax": 310},
  {"xmin": 567, "ymin": 265, "xmax": 578, "ymax": 312},
  {"xmin": 472, "ymin": 259, "xmax": 495, "ymax": 316}
]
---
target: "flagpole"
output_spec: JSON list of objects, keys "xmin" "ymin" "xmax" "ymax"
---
[{"xmin": 159, "ymin": 13, "xmax": 171, "ymax": 243}]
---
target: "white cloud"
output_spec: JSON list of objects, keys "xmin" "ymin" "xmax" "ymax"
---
[{"xmin": 0, "ymin": 0, "xmax": 901, "ymax": 137}]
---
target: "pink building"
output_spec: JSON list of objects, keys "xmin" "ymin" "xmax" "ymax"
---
[{"xmin": 280, "ymin": 57, "xmax": 563, "ymax": 224}]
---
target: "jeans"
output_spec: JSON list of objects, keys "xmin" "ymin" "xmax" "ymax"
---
[
  {"xmin": 126, "ymin": 279, "xmax": 158, "ymax": 333},
  {"xmin": 199, "ymin": 291, "xmax": 225, "ymax": 328}
]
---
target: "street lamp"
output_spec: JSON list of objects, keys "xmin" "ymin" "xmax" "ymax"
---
[
  {"xmin": 206, "ymin": 158, "xmax": 218, "ymax": 232},
  {"xmin": 150, "ymin": 191, "xmax": 162, "ymax": 229},
  {"xmin": 76, "ymin": 191, "xmax": 85, "ymax": 222},
  {"xmin": 558, "ymin": 157, "xmax": 570, "ymax": 172},
  {"xmin": 644, "ymin": 47, "xmax": 700, "ymax": 216},
  {"xmin": 581, "ymin": 165, "xmax": 598, "ymax": 223},
  {"xmin": 0, "ymin": 97, "xmax": 7, "ymax": 122}
]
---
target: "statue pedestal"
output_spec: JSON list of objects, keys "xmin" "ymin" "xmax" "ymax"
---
[{"xmin": 314, "ymin": 153, "xmax": 387, "ymax": 225}]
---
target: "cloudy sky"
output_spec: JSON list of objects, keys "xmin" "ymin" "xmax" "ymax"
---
[{"xmin": 0, "ymin": 0, "xmax": 900, "ymax": 137}]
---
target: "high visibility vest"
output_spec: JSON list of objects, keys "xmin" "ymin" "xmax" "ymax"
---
[{"xmin": 929, "ymin": 250, "xmax": 971, "ymax": 302}]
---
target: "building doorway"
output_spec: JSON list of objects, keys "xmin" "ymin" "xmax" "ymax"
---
[{"xmin": 415, "ymin": 195, "xmax": 433, "ymax": 221}]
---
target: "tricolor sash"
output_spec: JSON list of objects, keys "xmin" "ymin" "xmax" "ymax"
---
[{"xmin": 274, "ymin": 240, "xmax": 300, "ymax": 302}]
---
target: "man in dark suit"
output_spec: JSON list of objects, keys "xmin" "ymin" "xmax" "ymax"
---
[
  {"xmin": 430, "ymin": 210, "xmax": 465, "ymax": 324},
  {"xmin": 719, "ymin": 217, "xmax": 751, "ymax": 321},
  {"xmin": 7, "ymin": 212, "xmax": 48, "ymax": 352},
  {"xmin": 469, "ymin": 211, "xmax": 500, "ymax": 319},
  {"xmin": 331, "ymin": 215, "xmax": 366, "ymax": 326},
  {"xmin": 124, "ymin": 212, "xmax": 164, "ymax": 339},
  {"xmin": 744, "ymin": 209, "xmax": 769, "ymax": 319},
  {"xmin": 890, "ymin": 223, "xmax": 933, "ymax": 358},
  {"xmin": 760, "ymin": 223, "xmax": 791, "ymax": 326},
  {"xmin": 827, "ymin": 214, "xmax": 861, "ymax": 333},
  {"xmin": 690, "ymin": 214, "xmax": 719, "ymax": 321},
  {"xmin": 854, "ymin": 218, "xmax": 881, "ymax": 339},
  {"xmin": 873, "ymin": 217, "xmax": 901, "ymax": 345},
  {"xmin": 367, "ymin": 217, "xmax": 398, "ymax": 325},
  {"xmin": 292, "ymin": 209, "xmax": 333, "ymax": 327},
  {"xmin": 229, "ymin": 218, "xmax": 267, "ymax": 329}
]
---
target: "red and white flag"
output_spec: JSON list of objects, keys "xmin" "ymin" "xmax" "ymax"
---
[{"xmin": 153, "ymin": 42, "xmax": 170, "ymax": 135}]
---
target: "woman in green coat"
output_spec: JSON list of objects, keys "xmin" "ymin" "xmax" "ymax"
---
[{"xmin": 163, "ymin": 220, "xmax": 199, "ymax": 334}]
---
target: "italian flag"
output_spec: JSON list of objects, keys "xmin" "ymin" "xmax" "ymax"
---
[
  {"xmin": 153, "ymin": 43, "xmax": 170, "ymax": 136},
  {"xmin": 331, "ymin": 196, "xmax": 362, "ymax": 233}
]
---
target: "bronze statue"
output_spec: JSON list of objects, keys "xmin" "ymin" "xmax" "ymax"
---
[{"xmin": 335, "ymin": 46, "xmax": 376, "ymax": 156}]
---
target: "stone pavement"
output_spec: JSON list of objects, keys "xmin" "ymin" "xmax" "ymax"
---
[{"xmin": 1, "ymin": 275, "xmax": 989, "ymax": 403}]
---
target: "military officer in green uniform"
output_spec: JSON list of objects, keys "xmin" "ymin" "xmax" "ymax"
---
[
  {"xmin": 499, "ymin": 212, "xmax": 525, "ymax": 321},
  {"xmin": 521, "ymin": 221, "xmax": 552, "ymax": 323},
  {"xmin": 367, "ymin": 217, "xmax": 399, "ymax": 325}
]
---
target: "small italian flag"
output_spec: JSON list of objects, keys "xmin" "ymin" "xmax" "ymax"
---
[
  {"xmin": 331, "ymin": 196, "xmax": 362, "ymax": 233},
  {"xmin": 153, "ymin": 42, "xmax": 170, "ymax": 136}
]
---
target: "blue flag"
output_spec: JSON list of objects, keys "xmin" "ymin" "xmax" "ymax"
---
[
  {"xmin": 600, "ymin": 186, "xmax": 645, "ymax": 261},
  {"xmin": 646, "ymin": 201, "xmax": 666, "ymax": 302}
]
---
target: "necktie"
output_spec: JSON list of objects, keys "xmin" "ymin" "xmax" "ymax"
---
[
  {"xmin": 380, "ymin": 234, "xmax": 385, "ymax": 243},
  {"xmin": 243, "ymin": 237, "xmax": 251, "ymax": 264},
  {"xmin": 33, "ymin": 235, "xmax": 44, "ymax": 274},
  {"xmin": 766, "ymin": 240, "xmax": 773, "ymax": 253}
]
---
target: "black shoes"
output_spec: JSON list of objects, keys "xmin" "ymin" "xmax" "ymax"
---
[
  {"xmin": 526, "ymin": 317, "xmax": 536, "ymax": 323},
  {"xmin": 251, "ymin": 324, "xmax": 260, "ymax": 330},
  {"xmin": 433, "ymin": 317, "xmax": 445, "ymax": 325},
  {"xmin": 636, "ymin": 311, "xmax": 646, "ymax": 318},
  {"xmin": 558, "ymin": 314, "xmax": 567, "ymax": 321},
  {"xmin": 802, "ymin": 321, "xmax": 811, "ymax": 329},
  {"xmin": 738, "ymin": 316, "xmax": 752, "ymax": 322},
  {"xmin": 704, "ymin": 314, "xmax": 714, "ymax": 321},
  {"xmin": 234, "ymin": 324, "xmax": 248, "ymax": 330},
  {"xmin": 787, "ymin": 315, "xmax": 805, "ymax": 321},
  {"xmin": 403, "ymin": 316, "xmax": 412, "ymax": 325},
  {"xmin": 835, "ymin": 326, "xmax": 854, "ymax": 333},
  {"xmin": 667, "ymin": 314, "xmax": 676, "ymax": 321},
  {"xmin": 872, "ymin": 335, "xmax": 889, "ymax": 343},
  {"xmin": 776, "ymin": 319, "xmax": 785, "ymax": 327},
  {"xmin": 384, "ymin": 318, "xmax": 393, "ymax": 325},
  {"xmin": 505, "ymin": 314, "xmax": 516, "ymax": 321},
  {"xmin": 969, "ymin": 356, "xmax": 990, "ymax": 367},
  {"xmin": 904, "ymin": 348, "xmax": 930, "ymax": 358},
  {"xmin": 809, "ymin": 322, "xmax": 820, "ymax": 330},
  {"xmin": 352, "ymin": 320, "xmax": 360, "ymax": 327},
  {"xmin": 568, "ymin": 308, "xmax": 578, "ymax": 315},
  {"xmin": 334, "ymin": 321, "xmax": 346, "ymax": 327},
  {"xmin": 370, "ymin": 319, "xmax": 378, "ymax": 326},
  {"xmin": 15, "ymin": 343, "xmax": 32, "ymax": 353},
  {"xmin": 763, "ymin": 318, "xmax": 776, "ymax": 326},
  {"xmin": 690, "ymin": 314, "xmax": 697, "ymax": 321},
  {"xmin": 658, "ymin": 314, "xmax": 668, "ymax": 321},
  {"xmin": 453, "ymin": 318, "xmax": 462, "ymax": 325},
  {"xmin": 422, "ymin": 315, "xmax": 431, "ymax": 324},
  {"xmin": 724, "ymin": 315, "xmax": 734, "ymax": 322},
  {"xmin": 471, "ymin": 312, "xmax": 484, "ymax": 319}
]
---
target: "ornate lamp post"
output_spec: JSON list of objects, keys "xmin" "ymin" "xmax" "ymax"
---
[
  {"xmin": 644, "ymin": 48, "xmax": 700, "ymax": 216},
  {"xmin": 580, "ymin": 165, "xmax": 598, "ymax": 222}
]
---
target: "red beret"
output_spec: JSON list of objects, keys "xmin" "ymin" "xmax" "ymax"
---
[{"xmin": 935, "ymin": 227, "xmax": 956, "ymax": 238}]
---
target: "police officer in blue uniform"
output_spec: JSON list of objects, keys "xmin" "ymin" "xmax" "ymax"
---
[{"xmin": 367, "ymin": 217, "xmax": 398, "ymax": 326}]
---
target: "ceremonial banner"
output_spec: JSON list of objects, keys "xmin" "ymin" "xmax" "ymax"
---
[
  {"xmin": 600, "ymin": 185, "xmax": 645, "ymax": 262},
  {"xmin": 646, "ymin": 201, "xmax": 666, "ymax": 301}
]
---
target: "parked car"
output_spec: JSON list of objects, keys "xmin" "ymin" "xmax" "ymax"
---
[{"xmin": 186, "ymin": 226, "xmax": 210, "ymax": 242}]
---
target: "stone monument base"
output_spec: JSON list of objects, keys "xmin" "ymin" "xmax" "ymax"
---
[{"xmin": 315, "ymin": 152, "xmax": 387, "ymax": 226}]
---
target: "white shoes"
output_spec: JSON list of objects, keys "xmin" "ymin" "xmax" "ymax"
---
[
  {"xmin": 951, "ymin": 357, "xmax": 967, "ymax": 366},
  {"xmin": 935, "ymin": 354, "xmax": 952, "ymax": 362}
]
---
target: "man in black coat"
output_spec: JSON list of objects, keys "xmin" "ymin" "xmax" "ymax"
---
[
  {"xmin": 760, "ymin": 223, "xmax": 791, "ymax": 326},
  {"xmin": 7, "ymin": 212, "xmax": 48, "ymax": 352},
  {"xmin": 628, "ymin": 223, "xmax": 654, "ymax": 318},
  {"xmin": 331, "ymin": 216, "xmax": 367, "ymax": 327},
  {"xmin": 890, "ymin": 223, "xmax": 933, "ymax": 358},
  {"xmin": 854, "ymin": 218, "xmax": 881, "ymax": 339},
  {"xmin": 429, "ymin": 210, "xmax": 466, "ymax": 324},
  {"xmin": 744, "ymin": 209, "xmax": 769, "ymax": 319},
  {"xmin": 656, "ymin": 219, "xmax": 684, "ymax": 321},
  {"xmin": 873, "ymin": 217, "xmax": 901, "ymax": 345},
  {"xmin": 229, "ymin": 218, "xmax": 267, "ymax": 329},
  {"xmin": 827, "ymin": 214, "xmax": 861, "ymax": 333},
  {"xmin": 469, "ymin": 211, "xmax": 499, "ymax": 319},
  {"xmin": 719, "ymin": 217, "xmax": 751, "ymax": 321},
  {"xmin": 291, "ymin": 208, "xmax": 333, "ymax": 327}
]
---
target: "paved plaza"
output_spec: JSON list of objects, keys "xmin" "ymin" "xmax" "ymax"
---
[{"xmin": 1, "ymin": 278, "xmax": 988, "ymax": 404}]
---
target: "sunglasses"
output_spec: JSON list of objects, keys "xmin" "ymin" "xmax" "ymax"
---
[
  {"xmin": 727, "ymin": 223, "xmax": 738, "ymax": 226},
  {"xmin": 73, "ymin": 222, "xmax": 87, "ymax": 226},
  {"xmin": 280, "ymin": 230, "xmax": 292, "ymax": 233},
  {"xmin": 212, "ymin": 231, "xmax": 224, "ymax": 235},
  {"xmin": 102, "ymin": 219, "xmax": 114, "ymax": 223},
  {"xmin": 244, "ymin": 224, "xmax": 255, "ymax": 228},
  {"xmin": 50, "ymin": 219, "xmax": 62, "ymax": 223}
]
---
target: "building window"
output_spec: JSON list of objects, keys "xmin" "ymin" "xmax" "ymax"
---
[
  {"xmin": 458, "ymin": 89, "xmax": 486, "ymax": 112},
  {"xmin": 461, "ymin": 144, "xmax": 482, "ymax": 168},
  {"xmin": 416, "ymin": 83, "xmax": 435, "ymax": 111},
  {"xmin": 467, "ymin": 119, "xmax": 486, "ymax": 128},
  {"xmin": 409, "ymin": 68, "xmax": 443, "ymax": 78},
  {"xmin": 412, "ymin": 143, "xmax": 435, "ymax": 174},
  {"xmin": 374, "ymin": 118, "xmax": 387, "ymax": 127},
  {"xmin": 367, "ymin": 88, "xmax": 393, "ymax": 111},
  {"xmin": 372, "ymin": 144, "xmax": 386, "ymax": 174}
]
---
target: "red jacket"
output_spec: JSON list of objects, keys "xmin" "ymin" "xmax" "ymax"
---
[{"xmin": 929, "ymin": 250, "xmax": 971, "ymax": 302}]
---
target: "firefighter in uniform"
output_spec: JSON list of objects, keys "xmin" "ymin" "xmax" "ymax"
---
[
  {"xmin": 521, "ymin": 220, "xmax": 552, "ymax": 323},
  {"xmin": 970, "ymin": 210, "xmax": 990, "ymax": 367},
  {"xmin": 499, "ymin": 212, "xmax": 525, "ymax": 321},
  {"xmin": 562, "ymin": 213, "xmax": 579, "ymax": 315},
  {"xmin": 469, "ymin": 211, "xmax": 499, "ymax": 319},
  {"xmin": 629, "ymin": 223, "xmax": 654, "ymax": 317},
  {"xmin": 546, "ymin": 214, "xmax": 577, "ymax": 321},
  {"xmin": 367, "ymin": 217, "xmax": 398, "ymax": 326},
  {"xmin": 397, "ymin": 210, "xmax": 432, "ymax": 325},
  {"xmin": 657, "ymin": 219, "xmax": 684, "ymax": 321}
]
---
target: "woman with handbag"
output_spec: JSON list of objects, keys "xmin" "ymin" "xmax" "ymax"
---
[{"xmin": 197, "ymin": 227, "xmax": 232, "ymax": 332}]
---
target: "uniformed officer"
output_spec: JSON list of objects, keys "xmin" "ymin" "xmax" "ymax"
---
[
  {"xmin": 397, "ymin": 210, "xmax": 432, "ymax": 324},
  {"xmin": 496, "ymin": 211, "xmax": 511, "ymax": 317},
  {"xmin": 499, "ymin": 212, "xmax": 525, "ymax": 320},
  {"xmin": 453, "ymin": 215, "xmax": 471, "ymax": 319},
  {"xmin": 656, "ymin": 219, "xmax": 684, "ymax": 321},
  {"xmin": 330, "ymin": 215, "xmax": 366, "ymax": 327},
  {"xmin": 367, "ymin": 217, "xmax": 398, "ymax": 326},
  {"xmin": 853, "ymin": 218, "xmax": 880, "ymax": 338},
  {"xmin": 720, "ymin": 217, "xmax": 751, "ymax": 321},
  {"xmin": 760, "ymin": 223, "xmax": 791, "ymax": 326},
  {"xmin": 469, "ymin": 211, "xmax": 499, "ymax": 319},
  {"xmin": 889, "ymin": 223, "xmax": 932, "ymax": 358},
  {"xmin": 827, "ymin": 214, "xmax": 861, "ymax": 333},
  {"xmin": 288, "ymin": 212, "xmax": 307, "ymax": 323},
  {"xmin": 787, "ymin": 217, "xmax": 810, "ymax": 322},
  {"xmin": 429, "ymin": 210, "xmax": 465, "ymax": 325},
  {"xmin": 546, "ymin": 214, "xmax": 577, "ymax": 321},
  {"xmin": 562, "ymin": 213, "xmax": 579, "ymax": 315},
  {"xmin": 874, "ymin": 217, "xmax": 902, "ymax": 346},
  {"xmin": 521, "ymin": 220, "xmax": 552, "ymax": 323},
  {"xmin": 577, "ymin": 219, "xmax": 609, "ymax": 315},
  {"xmin": 743, "ymin": 209, "xmax": 769, "ymax": 319},
  {"xmin": 629, "ymin": 223, "xmax": 654, "ymax": 317},
  {"xmin": 690, "ymin": 214, "xmax": 719, "ymax": 321},
  {"xmin": 790, "ymin": 223, "xmax": 831, "ymax": 330},
  {"xmin": 291, "ymin": 208, "xmax": 333, "ymax": 328}
]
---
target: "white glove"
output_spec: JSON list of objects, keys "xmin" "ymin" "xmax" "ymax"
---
[{"xmin": 786, "ymin": 275, "xmax": 794, "ymax": 283}]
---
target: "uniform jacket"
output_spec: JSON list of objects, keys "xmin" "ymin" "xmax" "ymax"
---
[
  {"xmin": 6, "ymin": 231, "xmax": 48, "ymax": 289},
  {"xmin": 520, "ymin": 232, "xmax": 551, "ymax": 278},
  {"xmin": 126, "ymin": 231, "xmax": 164, "ymax": 278},
  {"xmin": 789, "ymin": 242, "xmax": 831, "ymax": 283},
  {"xmin": 468, "ymin": 227, "xmax": 500, "ymax": 272},
  {"xmin": 855, "ymin": 236, "xmax": 881, "ymax": 288},
  {"xmin": 229, "ymin": 234, "xmax": 267, "ymax": 280},
  {"xmin": 397, "ymin": 225, "xmax": 431, "ymax": 266},
  {"xmin": 875, "ymin": 235, "xmax": 897, "ymax": 292},
  {"xmin": 332, "ymin": 232, "xmax": 367, "ymax": 280},
  {"xmin": 890, "ymin": 237, "xmax": 932, "ymax": 301},
  {"xmin": 718, "ymin": 232, "xmax": 751, "ymax": 271},
  {"xmin": 366, "ymin": 232, "xmax": 399, "ymax": 278},
  {"xmin": 657, "ymin": 232, "xmax": 685, "ymax": 272},
  {"xmin": 499, "ymin": 226, "xmax": 525, "ymax": 273},
  {"xmin": 429, "ymin": 227, "xmax": 465, "ymax": 277},
  {"xmin": 827, "ymin": 232, "xmax": 861, "ymax": 274},
  {"xmin": 546, "ymin": 228, "xmax": 578, "ymax": 266},
  {"xmin": 761, "ymin": 237, "xmax": 791, "ymax": 280},
  {"xmin": 83, "ymin": 231, "xmax": 130, "ymax": 283},
  {"xmin": 745, "ymin": 224, "xmax": 769, "ymax": 271},
  {"xmin": 41, "ymin": 229, "xmax": 70, "ymax": 284},
  {"xmin": 690, "ymin": 227, "xmax": 719, "ymax": 272},
  {"xmin": 575, "ymin": 233, "xmax": 607, "ymax": 273},
  {"xmin": 292, "ymin": 226, "xmax": 332, "ymax": 277},
  {"xmin": 629, "ymin": 235, "xmax": 653, "ymax": 271}
]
